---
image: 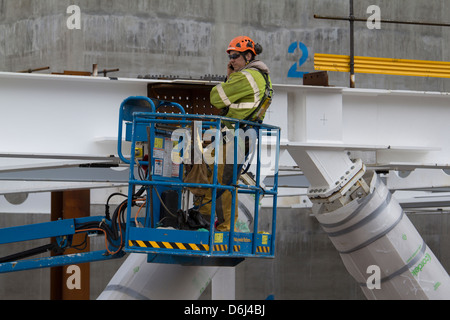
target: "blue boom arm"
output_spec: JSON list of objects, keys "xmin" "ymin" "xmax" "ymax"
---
[{"xmin": 0, "ymin": 216, "xmax": 126, "ymax": 273}]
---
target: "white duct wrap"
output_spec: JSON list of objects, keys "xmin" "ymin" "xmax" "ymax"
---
[
  {"xmin": 97, "ymin": 253, "xmax": 219, "ymax": 300},
  {"xmin": 97, "ymin": 191, "xmax": 258, "ymax": 300},
  {"xmin": 314, "ymin": 172, "xmax": 450, "ymax": 300}
]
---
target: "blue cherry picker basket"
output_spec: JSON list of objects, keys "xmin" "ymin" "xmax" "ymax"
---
[{"xmin": 118, "ymin": 96, "xmax": 281, "ymax": 266}]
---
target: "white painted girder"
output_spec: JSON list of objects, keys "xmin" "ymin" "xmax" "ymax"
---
[
  {"xmin": 268, "ymin": 85, "xmax": 450, "ymax": 170},
  {"xmin": 0, "ymin": 71, "xmax": 149, "ymax": 172},
  {"xmin": 2, "ymin": 71, "xmax": 450, "ymax": 191}
]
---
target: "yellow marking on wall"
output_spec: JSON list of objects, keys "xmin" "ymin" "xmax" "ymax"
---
[{"xmin": 315, "ymin": 53, "xmax": 450, "ymax": 78}]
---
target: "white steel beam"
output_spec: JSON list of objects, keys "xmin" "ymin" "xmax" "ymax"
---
[
  {"xmin": 388, "ymin": 169, "xmax": 450, "ymax": 190},
  {"xmin": 268, "ymin": 85, "xmax": 450, "ymax": 170},
  {"xmin": 0, "ymin": 71, "xmax": 148, "ymax": 172},
  {"xmin": 2, "ymin": 72, "xmax": 450, "ymax": 193},
  {"xmin": 2, "ymin": 72, "xmax": 450, "ymax": 173}
]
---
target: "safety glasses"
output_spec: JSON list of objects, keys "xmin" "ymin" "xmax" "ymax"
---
[{"xmin": 228, "ymin": 53, "xmax": 242, "ymax": 60}]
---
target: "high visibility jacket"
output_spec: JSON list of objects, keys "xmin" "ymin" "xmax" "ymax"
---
[{"xmin": 210, "ymin": 60, "xmax": 272, "ymax": 125}]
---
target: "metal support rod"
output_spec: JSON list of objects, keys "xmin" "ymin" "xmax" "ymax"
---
[
  {"xmin": 349, "ymin": 0, "xmax": 355, "ymax": 88},
  {"xmin": 314, "ymin": 14, "xmax": 450, "ymax": 28},
  {"xmin": 101, "ymin": 68, "xmax": 120, "ymax": 77},
  {"xmin": 17, "ymin": 66, "xmax": 50, "ymax": 73}
]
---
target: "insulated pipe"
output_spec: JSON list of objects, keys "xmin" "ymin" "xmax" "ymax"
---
[
  {"xmin": 97, "ymin": 180, "xmax": 259, "ymax": 300},
  {"xmin": 97, "ymin": 253, "xmax": 219, "ymax": 300},
  {"xmin": 314, "ymin": 171, "xmax": 450, "ymax": 299}
]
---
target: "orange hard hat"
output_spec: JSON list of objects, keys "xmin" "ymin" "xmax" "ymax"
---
[{"xmin": 227, "ymin": 36, "xmax": 257, "ymax": 55}]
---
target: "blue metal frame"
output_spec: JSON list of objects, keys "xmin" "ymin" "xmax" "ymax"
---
[{"xmin": 120, "ymin": 96, "xmax": 281, "ymax": 263}]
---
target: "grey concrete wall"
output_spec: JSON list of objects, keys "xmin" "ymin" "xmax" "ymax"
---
[{"xmin": 1, "ymin": 0, "xmax": 450, "ymax": 91}]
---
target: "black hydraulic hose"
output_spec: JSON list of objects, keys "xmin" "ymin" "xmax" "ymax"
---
[
  {"xmin": 105, "ymin": 192, "xmax": 128, "ymax": 220},
  {"xmin": 0, "ymin": 243, "xmax": 59, "ymax": 263}
]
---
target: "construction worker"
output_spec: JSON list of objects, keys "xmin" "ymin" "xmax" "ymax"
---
[
  {"xmin": 211, "ymin": 36, "xmax": 272, "ymax": 125},
  {"xmin": 197, "ymin": 36, "xmax": 273, "ymax": 231}
]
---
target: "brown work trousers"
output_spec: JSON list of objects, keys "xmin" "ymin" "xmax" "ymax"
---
[{"xmin": 195, "ymin": 139, "xmax": 246, "ymax": 231}]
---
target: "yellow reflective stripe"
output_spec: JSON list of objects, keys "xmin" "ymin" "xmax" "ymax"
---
[
  {"xmin": 216, "ymin": 83, "xmax": 231, "ymax": 106},
  {"xmin": 229, "ymin": 102, "xmax": 257, "ymax": 109},
  {"xmin": 228, "ymin": 71, "xmax": 260, "ymax": 110},
  {"xmin": 242, "ymin": 70, "xmax": 260, "ymax": 103}
]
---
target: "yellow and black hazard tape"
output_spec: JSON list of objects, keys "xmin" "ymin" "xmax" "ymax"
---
[
  {"xmin": 129, "ymin": 240, "xmax": 241, "ymax": 253},
  {"xmin": 129, "ymin": 240, "xmax": 208, "ymax": 251},
  {"xmin": 213, "ymin": 244, "xmax": 241, "ymax": 252},
  {"xmin": 256, "ymin": 246, "xmax": 270, "ymax": 253}
]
